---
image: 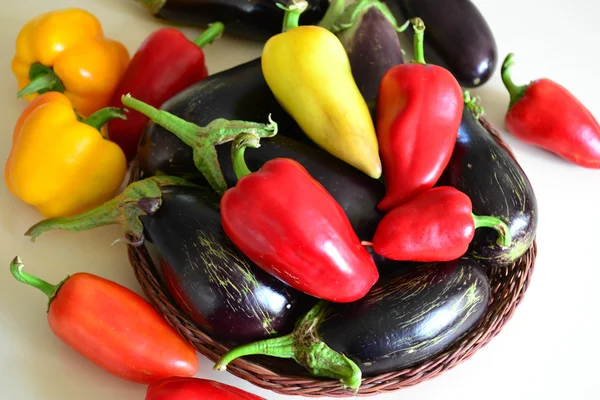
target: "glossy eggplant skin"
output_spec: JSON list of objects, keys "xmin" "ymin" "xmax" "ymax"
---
[
  {"xmin": 384, "ymin": 0, "xmax": 497, "ymax": 87},
  {"xmin": 437, "ymin": 109, "xmax": 538, "ymax": 267},
  {"xmin": 148, "ymin": 0, "xmax": 330, "ymax": 41},
  {"xmin": 318, "ymin": 258, "xmax": 490, "ymax": 375},
  {"xmin": 138, "ymin": 59, "xmax": 385, "ymax": 240},
  {"xmin": 140, "ymin": 185, "xmax": 307, "ymax": 343},
  {"xmin": 336, "ymin": 6, "xmax": 404, "ymax": 117}
]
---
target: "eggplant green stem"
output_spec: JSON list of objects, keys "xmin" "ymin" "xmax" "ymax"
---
[
  {"xmin": 501, "ymin": 53, "xmax": 528, "ymax": 109},
  {"xmin": 319, "ymin": 0, "xmax": 346, "ymax": 31},
  {"xmin": 472, "ymin": 213, "xmax": 512, "ymax": 248},
  {"xmin": 81, "ymin": 107, "xmax": 128, "ymax": 132},
  {"xmin": 231, "ymin": 132, "xmax": 261, "ymax": 179},
  {"xmin": 121, "ymin": 94, "xmax": 278, "ymax": 195},
  {"xmin": 330, "ymin": 0, "xmax": 409, "ymax": 33},
  {"xmin": 214, "ymin": 301, "xmax": 363, "ymax": 391},
  {"xmin": 410, "ymin": 17, "xmax": 426, "ymax": 65},
  {"xmin": 24, "ymin": 176, "xmax": 195, "ymax": 243},
  {"xmin": 463, "ymin": 91, "xmax": 484, "ymax": 119},
  {"xmin": 17, "ymin": 63, "xmax": 65, "ymax": 98},
  {"xmin": 193, "ymin": 22, "xmax": 225, "ymax": 48},
  {"xmin": 137, "ymin": 0, "xmax": 166, "ymax": 15},
  {"xmin": 10, "ymin": 256, "xmax": 69, "ymax": 312},
  {"xmin": 278, "ymin": 0, "xmax": 309, "ymax": 32}
]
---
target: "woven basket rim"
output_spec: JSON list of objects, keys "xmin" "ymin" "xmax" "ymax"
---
[{"xmin": 126, "ymin": 115, "xmax": 537, "ymax": 397}]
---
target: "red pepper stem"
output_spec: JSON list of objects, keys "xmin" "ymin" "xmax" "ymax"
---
[
  {"xmin": 279, "ymin": 0, "xmax": 309, "ymax": 32},
  {"xmin": 10, "ymin": 256, "xmax": 69, "ymax": 312},
  {"xmin": 24, "ymin": 176, "xmax": 194, "ymax": 243},
  {"xmin": 410, "ymin": 17, "xmax": 426, "ymax": 64},
  {"xmin": 17, "ymin": 63, "xmax": 65, "ymax": 98},
  {"xmin": 471, "ymin": 213, "xmax": 512, "ymax": 248},
  {"xmin": 501, "ymin": 53, "xmax": 528, "ymax": 109},
  {"xmin": 193, "ymin": 22, "xmax": 225, "ymax": 48},
  {"xmin": 121, "ymin": 94, "xmax": 278, "ymax": 195},
  {"xmin": 231, "ymin": 132, "xmax": 261, "ymax": 180},
  {"xmin": 319, "ymin": 0, "xmax": 346, "ymax": 30},
  {"xmin": 81, "ymin": 107, "xmax": 128, "ymax": 132},
  {"xmin": 214, "ymin": 301, "xmax": 362, "ymax": 391}
]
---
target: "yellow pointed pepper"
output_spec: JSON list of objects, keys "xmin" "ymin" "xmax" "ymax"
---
[
  {"xmin": 261, "ymin": 1, "xmax": 382, "ymax": 179},
  {"xmin": 11, "ymin": 8, "xmax": 130, "ymax": 117},
  {"xmin": 5, "ymin": 92, "xmax": 127, "ymax": 218}
]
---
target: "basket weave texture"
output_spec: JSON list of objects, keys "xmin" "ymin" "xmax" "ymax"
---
[{"xmin": 127, "ymin": 116, "xmax": 537, "ymax": 397}]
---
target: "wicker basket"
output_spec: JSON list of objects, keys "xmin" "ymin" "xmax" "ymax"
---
[{"xmin": 127, "ymin": 116, "xmax": 537, "ymax": 397}]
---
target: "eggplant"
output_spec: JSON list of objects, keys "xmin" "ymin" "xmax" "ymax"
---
[
  {"xmin": 384, "ymin": 0, "xmax": 497, "ymax": 87},
  {"xmin": 215, "ymin": 257, "xmax": 490, "ymax": 388},
  {"xmin": 437, "ymin": 106, "xmax": 538, "ymax": 267},
  {"xmin": 137, "ymin": 59, "xmax": 385, "ymax": 240},
  {"xmin": 334, "ymin": 0, "xmax": 405, "ymax": 117},
  {"xmin": 26, "ymin": 178, "xmax": 308, "ymax": 343},
  {"xmin": 137, "ymin": 0, "xmax": 330, "ymax": 41}
]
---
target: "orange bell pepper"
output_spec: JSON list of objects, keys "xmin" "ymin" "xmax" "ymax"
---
[
  {"xmin": 11, "ymin": 8, "xmax": 130, "ymax": 117},
  {"xmin": 5, "ymin": 92, "xmax": 128, "ymax": 218}
]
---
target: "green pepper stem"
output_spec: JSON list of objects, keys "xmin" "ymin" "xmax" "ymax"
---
[
  {"xmin": 81, "ymin": 107, "xmax": 128, "ymax": 132},
  {"xmin": 214, "ymin": 301, "xmax": 363, "ymax": 390},
  {"xmin": 121, "ymin": 94, "xmax": 278, "ymax": 195},
  {"xmin": 410, "ymin": 17, "xmax": 426, "ymax": 65},
  {"xmin": 329, "ymin": 0, "xmax": 409, "ymax": 33},
  {"xmin": 501, "ymin": 53, "xmax": 529, "ymax": 109},
  {"xmin": 319, "ymin": 0, "xmax": 346, "ymax": 30},
  {"xmin": 10, "ymin": 256, "xmax": 69, "ymax": 312},
  {"xmin": 472, "ymin": 213, "xmax": 512, "ymax": 248},
  {"xmin": 137, "ymin": 0, "xmax": 166, "ymax": 14},
  {"xmin": 279, "ymin": 0, "xmax": 309, "ymax": 32},
  {"xmin": 17, "ymin": 63, "xmax": 65, "ymax": 98},
  {"xmin": 193, "ymin": 22, "xmax": 225, "ymax": 48},
  {"xmin": 24, "ymin": 176, "xmax": 194, "ymax": 243},
  {"xmin": 231, "ymin": 132, "xmax": 261, "ymax": 179}
]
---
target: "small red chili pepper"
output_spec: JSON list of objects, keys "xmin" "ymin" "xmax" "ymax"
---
[
  {"xmin": 9, "ymin": 256, "xmax": 198, "ymax": 383},
  {"xmin": 146, "ymin": 377, "xmax": 265, "ymax": 400},
  {"xmin": 107, "ymin": 23, "xmax": 224, "ymax": 160},
  {"xmin": 501, "ymin": 53, "xmax": 600, "ymax": 168},
  {"xmin": 220, "ymin": 133, "xmax": 379, "ymax": 303},
  {"xmin": 364, "ymin": 187, "xmax": 512, "ymax": 262},
  {"xmin": 376, "ymin": 18, "xmax": 463, "ymax": 211}
]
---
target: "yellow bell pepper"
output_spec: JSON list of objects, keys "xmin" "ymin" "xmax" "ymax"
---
[
  {"xmin": 261, "ymin": 1, "xmax": 382, "ymax": 179},
  {"xmin": 5, "ymin": 92, "xmax": 127, "ymax": 218},
  {"xmin": 11, "ymin": 8, "xmax": 130, "ymax": 117}
]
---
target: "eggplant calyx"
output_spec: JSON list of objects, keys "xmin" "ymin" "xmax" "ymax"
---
[
  {"xmin": 330, "ymin": 0, "xmax": 409, "ymax": 34},
  {"xmin": 463, "ymin": 91, "xmax": 485, "ymax": 119},
  {"xmin": 24, "ymin": 176, "xmax": 195, "ymax": 243},
  {"xmin": 501, "ymin": 53, "xmax": 529, "ymax": 109},
  {"xmin": 214, "ymin": 301, "xmax": 363, "ymax": 390},
  {"xmin": 137, "ymin": 0, "xmax": 166, "ymax": 15}
]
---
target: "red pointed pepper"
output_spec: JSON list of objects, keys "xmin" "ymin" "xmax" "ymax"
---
[
  {"xmin": 10, "ymin": 256, "xmax": 198, "ymax": 384},
  {"xmin": 366, "ymin": 187, "xmax": 511, "ymax": 262},
  {"xmin": 107, "ymin": 23, "xmax": 224, "ymax": 160},
  {"xmin": 220, "ymin": 133, "xmax": 379, "ymax": 303},
  {"xmin": 146, "ymin": 377, "xmax": 264, "ymax": 400},
  {"xmin": 376, "ymin": 18, "xmax": 463, "ymax": 211},
  {"xmin": 501, "ymin": 53, "xmax": 600, "ymax": 168}
]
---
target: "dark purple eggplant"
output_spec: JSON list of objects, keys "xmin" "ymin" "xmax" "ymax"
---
[
  {"xmin": 25, "ymin": 177, "xmax": 309, "ymax": 343},
  {"xmin": 384, "ymin": 0, "xmax": 497, "ymax": 87},
  {"xmin": 136, "ymin": 59, "xmax": 385, "ymax": 241},
  {"xmin": 437, "ymin": 100, "xmax": 538, "ymax": 267},
  {"xmin": 214, "ymin": 257, "xmax": 490, "ymax": 389},
  {"xmin": 136, "ymin": 0, "xmax": 330, "ymax": 41},
  {"xmin": 333, "ymin": 0, "xmax": 405, "ymax": 116}
]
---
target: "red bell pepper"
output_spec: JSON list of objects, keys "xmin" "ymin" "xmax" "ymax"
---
[
  {"xmin": 146, "ymin": 377, "xmax": 264, "ymax": 400},
  {"xmin": 501, "ymin": 53, "xmax": 600, "ymax": 168},
  {"xmin": 376, "ymin": 18, "xmax": 463, "ymax": 211},
  {"xmin": 10, "ymin": 256, "xmax": 198, "ymax": 383},
  {"xmin": 107, "ymin": 23, "xmax": 224, "ymax": 160},
  {"xmin": 364, "ymin": 186, "xmax": 512, "ymax": 262},
  {"xmin": 220, "ymin": 133, "xmax": 379, "ymax": 303}
]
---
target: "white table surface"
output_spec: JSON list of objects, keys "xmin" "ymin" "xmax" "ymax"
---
[{"xmin": 1, "ymin": 0, "xmax": 599, "ymax": 399}]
